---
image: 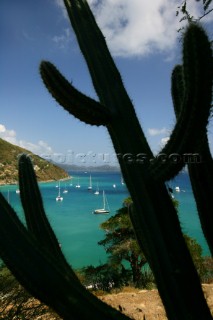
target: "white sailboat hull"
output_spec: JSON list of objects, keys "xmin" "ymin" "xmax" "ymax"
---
[
  {"xmin": 93, "ymin": 190, "xmax": 110, "ymax": 214},
  {"xmin": 56, "ymin": 180, "xmax": 63, "ymax": 201},
  {"xmin": 56, "ymin": 196, "xmax": 63, "ymax": 201},
  {"xmin": 94, "ymin": 208, "xmax": 109, "ymax": 214}
]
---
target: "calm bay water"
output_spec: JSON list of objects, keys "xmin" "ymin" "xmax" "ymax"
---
[{"xmin": 0, "ymin": 171, "xmax": 210, "ymax": 269}]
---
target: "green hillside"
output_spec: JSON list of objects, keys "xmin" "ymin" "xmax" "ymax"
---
[{"xmin": 0, "ymin": 138, "xmax": 70, "ymax": 185}]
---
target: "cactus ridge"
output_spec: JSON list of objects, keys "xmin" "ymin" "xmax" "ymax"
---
[
  {"xmin": 40, "ymin": 61, "xmax": 111, "ymax": 126},
  {"xmin": 150, "ymin": 23, "xmax": 212, "ymax": 182}
]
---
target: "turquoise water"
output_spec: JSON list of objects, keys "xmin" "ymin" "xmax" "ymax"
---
[{"xmin": 0, "ymin": 171, "xmax": 210, "ymax": 269}]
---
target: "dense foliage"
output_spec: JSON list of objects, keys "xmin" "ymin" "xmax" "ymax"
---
[{"xmin": 79, "ymin": 198, "xmax": 213, "ymax": 292}]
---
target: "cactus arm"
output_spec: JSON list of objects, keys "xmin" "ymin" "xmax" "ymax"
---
[
  {"xmin": 188, "ymin": 139, "xmax": 213, "ymax": 255},
  {"xmin": 40, "ymin": 61, "xmax": 111, "ymax": 126},
  {"xmin": 0, "ymin": 186, "xmax": 131, "ymax": 320},
  {"xmin": 18, "ymin": 153, "xmax": 71, "ymax": 265},
  {"xmin": 150, "ymin": 23, "xmax": 212, "ymax": 182},
  {"xmin": 0, "ymin": 192, "xmax": 76, "ymax": 319},
  {"xmin": 171, "ymin": 65, "xmax": 213, "ymax": 256},
  {"xmin": 171, "ymin": 65, "xmax": 185, "ymax": 118}
]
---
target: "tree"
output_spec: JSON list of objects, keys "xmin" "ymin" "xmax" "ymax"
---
[
  {"xmin": 99, "ymin": 196, "xmax": 212, "ymax": 288},
  {"xmin": 78, "ymin": 263, "xmax": 131, "ymax": 292},
  {"xmin": 98, "ymin": 198, "xmax": 147, "ymax": 287}
]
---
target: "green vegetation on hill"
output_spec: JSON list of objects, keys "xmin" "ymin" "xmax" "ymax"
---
[{"xmin": 0, "ymin": 138, "xmax": 69, "ymax": 185}]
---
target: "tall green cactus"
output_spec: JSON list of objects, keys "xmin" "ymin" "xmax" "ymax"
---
[
  {"xmin": 0, "ymin": 1, "xmax": 212, "ymax": 319},
  {"xmin": 150, "ymin": 23, "xmax": 212, "ymax": 182},
  {"xmin": 171, "ymin": 63, "xmax": 213, "ymax": 256}
]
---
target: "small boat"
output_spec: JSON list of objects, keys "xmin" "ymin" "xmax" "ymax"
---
[
  {"xmin": 175, "ymin": 186, "xmax": 180, "ymax": 192},
  {"xmin": 113, "ymin": 184, "xmax": 116, "ymax": 188},
  {"xmin": 63, "ymin": 183, "xmax": 68, "ymax": 193},
  {"xmin": 94, "ymin": 182, "xmax": 100, "ymax": 195},
  {"xmin": 94, "ymin": 190, "xmax": 110, "ymax": 214},
  {"xmin": 75, "ymin": 177, "xmax": 81, "ymax": 188},
  {"xmin": 56, "ymin": 181, "xmax": 63, "ymax": 201},
  {"xmin": 56, "ymin": 193, "xmax": 63, "ymax": 201},
  {"xmin": 16, "ymin": 189, "xmax": 20, "ymax": 194},
  {"xmin": 88, "ymin": 175, "xmax": 92, "ymax": 190}
]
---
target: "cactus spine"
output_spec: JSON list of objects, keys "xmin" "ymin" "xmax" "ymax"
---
[{"xmin": 0, "ymin": 1, "xmax": 212, "ymax": 319}]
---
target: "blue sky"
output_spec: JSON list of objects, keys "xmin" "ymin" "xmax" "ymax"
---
[{"xmin": 0, "ymin": 0, "xmax": 212, "ymax": 166}]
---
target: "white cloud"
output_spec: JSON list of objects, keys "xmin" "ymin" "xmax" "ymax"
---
[
  {"xmin": 161, "ymin": 136, "xmax": 170, "ymax": 146},
  {"xmin": 55, "ymin": 0, "xmax": 213, "ymax": 58},
  {"xmin": 0, "ymin": 124, "xmax": 53, "ymax": 156},
  {"xmin": 52, "ymin": 28, "xmax": 72, "ymax": 48},
  {"xmin": 89, "ymin": 0, "xmax": 180, "ymax": 57},
  {"xmin": 0, "ymin": 124, "xmax": 16, "ymax": 144},
  {"xmin": 0, "ymin": 124, "xmax": 6, "ymax": 133},
  {"xmin": 87, "ymin": 0, "xmax": 196, "ymax": 57},
  {"xmin": 54, "ymin": 0, "xmax": 68, "ymax": 18},
  {"xmin": 19, "ymin": 140, "xmax": 53, "ymax": 155},
  {"xmin": 148, "ymin": 127, "xmax": 168, "ymax": 136}
]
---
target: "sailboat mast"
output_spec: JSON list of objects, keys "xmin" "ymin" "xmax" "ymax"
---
[
  {"xmin": 88, "ymin": 174, "xmax": 92, "ymax": 190},
  {"xmin": 103, "ymin": 190, "xmax": 105, "ymax": 209},
  {"xmin": 58, "ymin": 181, "xmax": 61, "ymax": 196}
]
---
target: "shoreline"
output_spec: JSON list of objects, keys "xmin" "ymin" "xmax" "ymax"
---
[{"xmin": 0, "ymin": 175, "xmax": 72, "ymax": 187}]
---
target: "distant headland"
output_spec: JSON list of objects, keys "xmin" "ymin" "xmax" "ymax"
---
[{"xmin": 0, "ymin": 138, "xmax": 70, "ymax": 185}]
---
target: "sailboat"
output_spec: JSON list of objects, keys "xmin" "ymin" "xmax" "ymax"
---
[
  {"xmin": 94, "ymin": 182, "xmax": 99, "ymax": 195},
  {"xmin": 56, "ymin": 181, "xmax": 63, "ymax": 201},
  {"xmin": 75, "ymin": 177, "xmax": 80, "ymax": 188},
  {"xmin": 63, "ymin": 183, "xmax": 68, "ymax": 193},
  {"xmin": 175, "ymin": 186, "xmax": 180, "ymax": 192},
  {"xmin": 88, "ymin": 175, "xmax": 92, "ymax": 190},
  {"xmin": 94, "ymin": 190, "xmax": 110, "ymax": 214}
]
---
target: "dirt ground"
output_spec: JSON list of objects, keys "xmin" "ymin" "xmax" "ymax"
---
[
  {"xmin": 98, "ymin": 284, "xmax": 213, "ymax": 320},
  {"xmin": 1, "ymin": 284, "xmax": 212, "ymax": 319}
]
